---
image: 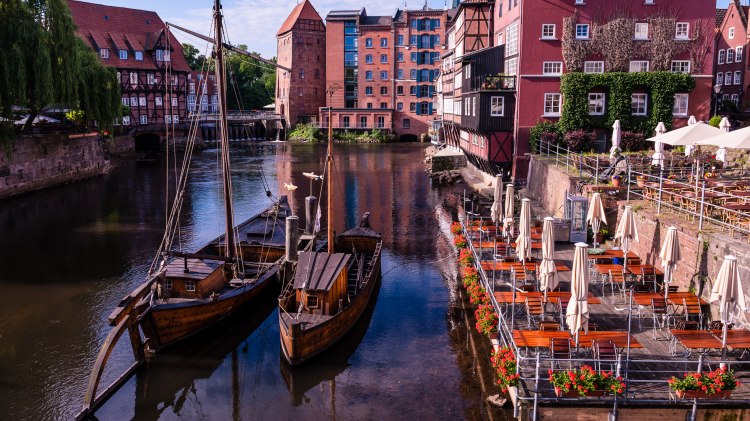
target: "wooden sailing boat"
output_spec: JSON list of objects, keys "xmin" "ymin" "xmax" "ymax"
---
[{"xmin": 277, "ymin": 101, "xmax": 383, "ymax": 366}]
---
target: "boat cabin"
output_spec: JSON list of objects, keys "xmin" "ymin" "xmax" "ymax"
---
[
  {"xmin": 292, "ymin": 252, "xmax": 352, "ymax": 315},
  {"xmin": 163, "ymin": 258, "xmax": 226, "ymax": 299}
]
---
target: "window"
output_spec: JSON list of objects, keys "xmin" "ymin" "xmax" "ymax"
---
[
  {"xmin": 121, "ymin": 97, "xmax": 128, "ymax": 106},
  {"xmin": 298, "ymin": 68, "xmax": 305, "ymax": 79},
  {"xmin": 629, "ymin": 61, "xmax": 649, "ymax": 72},
  {"xmin": 472, "ymin": 97, "xmax": 477, "ymax": 116},
  {"xmin": 672, "ymin": 93, "xmax": 689, "ymax": 116},
  {"xmin": 731, "ymin": 93, "xmax": 739, "ymax": 104},
  {"xmin": 398, "ymin": 52, "xmax": 404, "ymax": 62},
  {"xmin": 675, "ymin": 22, "xmax": 689, "ymax": 40},
  {"xmin": 397, "ymin": 86, "xmax": 404, "ymax": 95},
  {"xmin": 172, "ymin": 75, "xmax": 178, "ymax": 86},
  {"xmin": 737, "ymin": 46, "xmax": 744, "ymax": 62},
  {"xmin": 342, "ymin": 116, "xmax": 350, "ymax": 128},
  {"xmin": 380, "ymin": 86, "xmax": 387, "ymax": 95},
  {"xmin": 118, "ymin": 49, "xmax": 128, "ymax": 60},
  {"xmin": 410, "ymin": 52, "xmax": 417, "ymax": 62},
  {"xmin": 365, "ymin": 71, "xmax": 373, "ymax": 81},
  {"xmin": 185, "ymin": 280, "xmax": 195, "ymax": 292},
  {"xmin": 147, "ymin": 73, "xmax": 156, "ymax": 85},
  {"xmin": 634, "ymin": 22, "xmax": 649, "ymax": 40},
  {"xmin": 365, "ymin": 38, "xmax": 373, "ymax": 48},
  {"xmin": 410, "ymin": 102, "xmax": 416, "ymax": 112},
  {"xmin": 409, "ymin": 86, "xmax": 416, "ymax": 95},
  {"xmin": 631, "ymin": 94, "xmax": 647, "ymax": 115},
  {"xmin": 544, "ymin": 93, "xmax": 561, "ymax": 116},
  {"xmin": 306, "ymin": 295, "xmax": 319, "ymax": 308},
  {"xmin": 380, "ymin": 38, "xmax": 388, "ymax": 47},
  {"xmin": 670, "ymin": 60, "xmax": 690, "ymax": 74},
  {"xmin": 365, "ymin": 54, "xmax": 373, "ymax": 64},
  {"xmin": 542, "ymin": 62, "xmax": 562, "ymax": 75},
  {"xmin": 716, "ymin": 72, "xmax": 724, "ymax": 85},
  {"xmin": 403, "ymin": 118, "xmax": 410, "ymax": 128},
  {"xmin": 122, "ymin": 116, "xmax": 130, "ymax": 125},
  {"xmin": 138, "ymin": 97, "xmax": 146, "ymax": 107},
  {"xmin": 575, "ymin": 0, "xmax": 584, "ymax": 4},
  {"xmin": 380, "ymin": 102, "xmax": 387, "ymax": 109},
  {"xmin": 397, "ymin": 102, "xmax": 403, "ymax": 111},
  {"xmin": 365, "ymin": 86, "xmax": 373, "ymax": 95},
  {"xmin": 381, "ymin": 54, "xmax": 388, "ymax": 63},
  {"xmin": 135, "ymin": 51, "xmax": 143, "ymax": 61},
  {"xmin": 588, "ymin": 93, "xmax": 605, "ymax": 115},
  {"xmin": 472, "ymin": 133, "xmax": 478, "ymax": 145},
  {"xmin": 377, "ymin": 116, "xmax": 385, "ymax": 128},
  {"xmin": 164, "ymin": 115, "xmax": 172, "ymax": 124},
  {"xmin": 584, "ymin": 61, "xmax": 604, "ymax": 73},
  {"xmin": 140, "ymin": 115, "xmax": 147, "ymax": 125},
  {"xmin": 129, "ymin": 97, "xmax": 137, "ymax": 106},
  {"xmin": 729, "ymin": 27, "xmax": 735, "ymax": 39},
  {"xmin": 725, "ymin": 71, "xmax": 732, "ymax": 86},
  {"xmin": 506, "ymin": 22, "xmax": 519, "ymax": 55},
  {"xmin": 490, "ymin": 97, "xmax": 504, "ymax": 116},
  {"xmin": 397, "ymin": 35, "xmax": 404, "ymax": 45},
  {"xmin": 155, "ymin": 49, "xmax": 163, "ymax": 61},
  {"xmin": 366, "ymin": 103, "xmax": 373, "ymax": 109},
  {"xmin": 380, "ymin": 71, "xmax": 388, "ymax": 80},
  {"xmin": 410, "ymin": 35, "xmax": 417, "ymax": 45},
  {"xmin": 164, "ymin": 50, "xmax": 170, "ymax": 62},
  {"xmin": 155, "ymin": 96, "xmax": 163, "ymax": 106},
  {"xmin": 727, "ymin": 48, "xmax": 734, "ymax": 64},
  {"xmin": 397, "ymin": 69, "xmax": 404, "ymax": 80},
  {"xmin": 360, "ymin": 116, "xmax": 368, "ymax": 128},
  {"xmin": 575, "ymin": 24, "xmax": 589, "ymax": 39},
  {"xmin": 100, "ymin": 48, "xmax": 109, "ymax": 59},
  {"xmin": 314, "ymin": 69, "xmax": 320, "ymax": 80},
  {"xmin": 541, "ymin": 24, "xmax": 556, "ymax": 39},
  {"xmin": 171, "ymin": 97, "xmax": 178, "ymax": 107},
  {"xmin": 735, "ymin": 71, "xmax": 742, "ymax": 85},
  {"xmin": 718, "ymin": 49, "xmax": 726, "ymax": 65},
  {"xmin": 164, "ymin": 279, "xmax": 172, "ymax": 290}
]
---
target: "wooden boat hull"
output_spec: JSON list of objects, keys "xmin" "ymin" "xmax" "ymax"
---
[
  {"xmin": 279, "ymin": 249, "xmax": 381, "ymax": 365},
  {"xmin": 140, "ymin": 267, "xmax": 278, "ymax": 352}
]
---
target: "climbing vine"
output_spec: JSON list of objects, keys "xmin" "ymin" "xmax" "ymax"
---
[{"xmin": 558, "ymin": 72, "xmax": 695, "ymax": 135}]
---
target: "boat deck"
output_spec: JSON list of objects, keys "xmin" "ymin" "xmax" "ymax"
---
[{"xmin": 280, "ymin": 312, "xmax": 334, "ymax": 328}]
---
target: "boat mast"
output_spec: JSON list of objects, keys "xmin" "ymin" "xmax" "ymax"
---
[
  {"xmin": 214, "ymin": 0, "xmax": 236, "ymax": 261},
  {"xmin": 327, "ymin": 101, "xmax": 333, "ymax": 254}
]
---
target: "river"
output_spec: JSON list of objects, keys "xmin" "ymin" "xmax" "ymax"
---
[{"xmin": 0, "ymin": 143, "xmax": 503, "ymax": 420}]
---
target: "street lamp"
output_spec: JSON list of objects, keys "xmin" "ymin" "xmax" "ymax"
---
[{"xmin": 713, "ymin": 83, "xmax": 722, "ymax": 116}]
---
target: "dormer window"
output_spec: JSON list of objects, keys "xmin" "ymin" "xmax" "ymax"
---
[
  {"xmin": 99, "ymin": 48, "xmax": 109, "ymax": 59},
  {"xmin": 155, "ymin": 49, "xmax": 164, "ymax": 61},
  {"xmin": 135, "ymin": 51, "xmax": 143, "ymax": 61},
  {"xmin": 118, "ymin": 50, "xmax": 128, "ymax": 60}
]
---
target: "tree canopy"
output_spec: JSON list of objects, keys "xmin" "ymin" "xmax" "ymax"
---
[{"xmin": 0, "ymin": 0, "xmax": 120, "ymax": 132}]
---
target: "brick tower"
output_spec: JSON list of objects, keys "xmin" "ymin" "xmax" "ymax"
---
[{"xmin": 276, "ymin": 0, "xmax": 326, "ymax": 128}]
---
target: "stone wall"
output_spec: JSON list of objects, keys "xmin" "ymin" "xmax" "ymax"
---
[
  {"xmin": 0, "ymin": 134, "xmax": 110, "ymax": 200},
  {"xmin": 107, "ymin": 135, "xmax": 135, "ymax": 156},
  {"xmin": 526, "ymin": 155, "xmax": 578, "ymax": 218}
]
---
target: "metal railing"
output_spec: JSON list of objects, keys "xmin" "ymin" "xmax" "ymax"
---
[{"xmin": 469, "ymin": 74, "xmax": 517, "ymax": 92}]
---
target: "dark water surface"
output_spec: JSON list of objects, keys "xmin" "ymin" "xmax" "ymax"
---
[{"xmin": 0, "ymin": 143, "xmax": 489, "ymax": 420}]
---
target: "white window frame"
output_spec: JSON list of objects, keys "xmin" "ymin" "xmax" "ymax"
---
[
  {"xmin": 727, "ymin": 48, "xmax": 735, "ymax": 64},
  {"xmin": 675, "ymin": 22, "xmax": 689, "ymax": 40},
  {"xmin": 172, "ymin": 97, "xmax": 178, "ymax": 107},
  {"xmin": 735, "ymin": 71, "xmax": 742, "ymax": 85},
  {"xmin": 737, "ymin": 46, "xmax": 744, "ymax": 62},
  {"xmin": 718, "ymin": 49, "xmax": 725, "ymax": 65},
  {"xmin": 717, "ymin": 72, "xmax": 724, "ymax": 85},
  {"xmin": 122, "ymin": 116, "xmax": 131, "ymax": 125},
  {"xmin": 670, "ymin": 60, "xmax": 691, "ymax": 74},
  {"xmin": 583, "ymin": 61, "xmax": 604, "ymax": 74},
  {"xmin": 575, "ymin": 24, "xmax": 590, "ymax": 39},
  {"xmin": 543, "ymin": 93, "xmax": 562, "ymax": 117},
  {"xmin": 100, "ymin": 48, "xmax": 109, "ymax": 59},
  {"xmin": 588, "ymin": 93, "xmax": 605, "ymax": 115},
  {"xmin": 629, "ymin": 60, "xmax": 649, "ymax": 72},
  {"xmin": 155, "ymin": 49, "xmax": 164, "ymax": 61},
  {"xmin": 139, "ymin": 115, "xmax": 147, "ymax": 125},
  {"xmin": 121, "ymin": 97, "xmax": 129, "ymax": 106},
  {"xmin": 185, "ymin": 280, "xmax": 195, "ymax": 292},
  {"xmin": 472, "ymin": 97, "xmax": 477, "ymax": 116},
  {"xmin": 118, "ymin": 49, "xmax": 128, "ymax": 60},
  {"xmin": 673, "ymin": 93, "xmax": 688, "ymax": 116},
  {"xmin": 725, "ymin": 71, "xmax": 732, "ymax": 86},
  {"xmin": 135, "ymin": 51, "xmax": 143, "ymax": 61},
  {"xmin": 147, "ymin": 73, "xmax": 156, "ymax": 85},
  {"xmin": 164, "ymin": 279, "xmax": 172, "ymax": 290},
  {"xmin": 138, "ymin": 97, "xmax": 146, "ymax": 107},
  {"xmin": 729, "ymin": 27, "xmax": 735, "ymax": 39},
  {"xmin": 634, "ymin": 22, "xmax": 649, "ymax": 40},
  {"xmin": 631, "ymin": 94, "xmax": 648, "ymax": 116},
  {"xmin": 542, "ymin": 61, "xmax": 563, "ymax": 75},
  {"xmin": 155, "ymin": 96, "xmax": 163, "ymax": 107},
  {"xmin": 731, "ymin": 93, "xmax": 739, "ymax": 104},
  {"xmin": 490, "ymin": 96, "xmax": 504, "ymax": 116},
  {"xmin": 129, "ymin": 97, "xmax": 138, "ymax": 107},
  {"xmin": 165, "ymin": 115, "xmax": 172, "ymax": 124},
  {"xmin": 541, "ymin": 24, "xmax": 556, "ymax": 39}
]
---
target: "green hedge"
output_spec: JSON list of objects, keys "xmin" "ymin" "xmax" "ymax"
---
[{"xmin": 559, "ymin": 72, "xmax": 695, "ymax": 135}]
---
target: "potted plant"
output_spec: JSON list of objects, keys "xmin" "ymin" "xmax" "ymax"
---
[
  {"xmin": 459, "ymin": 248, "xmax": 474, "ymax": 266},
  {"xmin": 636, "ymin": 175, "xmax": 649, "ymax": 188},
  {"xmin": 475, "ymin": 303, "xmax": 498, "ymax": 336},
  {"xmin": 453, "ymin": 234, "xmax": 467, "ymax": 249},
  {"xmin": 549, "ymin": 366, "xmax": 625, "ymax": 398},
  {"xmin": 461, "ymin": 265, "xmax": 478, "ymax": 288},
  {"xmin": 451, "ymin": 222, "xmax": 463, "ymax": 235},
  {"xmin": 491, "ymin": 346, "xmax": 520, "ymax": 393},
  {"xmin": 595, "ymin": 227, "xmax": 609, "ymax": 244},
  {"xmin": 668, "ymin": 367, "xmax": 737, "ymax": 399},
  {"xmin": 611, "ymin": 175, "xmax": 622, "ymax": 187}
]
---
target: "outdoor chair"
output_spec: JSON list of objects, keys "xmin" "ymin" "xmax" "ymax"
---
[
  {"xmin": 550, "ymin": 338, "xmax": 572, "ymax": 370},
  {"xmin": 557, "ymin": 300, "xmax": 570, "ymax": 328},
  {"xmin": 708, "ymin": 321, "xmax": 732, "ymax": 331},
  {"xmin": 538, "ymin": 321, "xmax": 560, "ymax": 331},
  {"xmin": 640, "ymin": 267, "xmax": 658, "ymax": 291},
  {"xmin": 592, "ymin": 339, "xmax": 617, "ymax": 372},
  {"xmin": 587, "ymin": 323, "xmax": 600, "ymax": 331},
  {"xmin": 675, "ymin": 320, "xmax": 700, "ymax": 330},
  {"xmin": 609, "ymin": 270, "xmax": 627, "ymax": 299},
  {"xmin": 663, "ymin": 285, "xmax": 679, "ymax": 294},
  {"xmin": 651, "ymin": 298, "xmax": 674, "ymax": 339},
  {"xmin": 634, "ymin": 284, "xmax": 652, "ymax": 293},
  {"xmin": 683, "ymin": 297, "xmax": 704, "ymax": 328},
  {"xmin": 521, "ymin": 284, "xmax": 536, "ymax": 293},
  {"xmin": 526, "ymin": 296, "xmax": 544, "ymax": 326}
]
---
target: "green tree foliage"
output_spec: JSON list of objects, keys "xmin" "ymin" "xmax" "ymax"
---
[
  {"xmin": 0, "ymin": 0, "xmax": 119, "ymax": 134},
  {"xmin": 182, "ymin": 43, "xmax": 207, "ymax": 71},
  {"xmin": 708, "ymin": 115, "xmax": 722, "ymax": 127}
]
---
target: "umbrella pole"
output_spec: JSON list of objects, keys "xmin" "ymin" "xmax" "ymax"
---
[
  {"xmin": 625, "ymin": 288, "xmax": 633, "ymax": 380},
  {"xmin": 511, "ymin": 275, "xmax": 516, "ymax": 332},
  {"xmin": 722, "ymin": 323, "xmax": 728, "ymax": 357}
]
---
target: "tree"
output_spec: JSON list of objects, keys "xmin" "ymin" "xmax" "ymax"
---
[
  {"xmin": 182, "ymin": 43, "xmax": 208, "ymax": 71},
  {"xmin": 224, "ymin": 46, "xmax": 275, "ymax": 110}
]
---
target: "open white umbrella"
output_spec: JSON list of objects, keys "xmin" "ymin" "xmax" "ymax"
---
[
  {"xmin": 503, "ymin": 184, "xmax": 515, "ymax": 240},
  {"xmin": 539, "ymin": 217, "xmax": 558, "ymax": 299},
  {"xmin": 490, "ymin": 175, "xmax": 503, "ymax": 229},
  {"xmin": 614, "ymin": 206, "xmax": 639, "ymax": 274},
  {"xmin": 586, "ymin": 193, "xmax": 607, "ymax": 250},
  {"xmin": 610, "ymin": 120, "xmax": 622, "ymax": 159},
  {"xmin": 696, "ymin": 125, "xmax": 750, "ymax": 149},
  {"xmin": 658, "ymin": 226, "xmax": 681, "ymax": 300},
  {"xmin": 710, "ymin": 255, "xmax": 748, "ymax": 348},
  {"xmin": 652, "ymin": 122, "xmax": 667, "ymax": 167},
  {"xmin": 515, "ymin": 198, "xmax": 532, "ymax": 264},
  {"xmin": 684, "ymin": 116, "xmax": 698, "ymax": 156},
  {"xmin": 646, "ymin": 121, "xmax": 722, "ymax": 147},
  {"xmin": 716, "ymin": 117, "xmax": 731, "ymax": 163},
  {"xmin": 566, "ymin": 242, "xmax": 590, "ymax": 346}
]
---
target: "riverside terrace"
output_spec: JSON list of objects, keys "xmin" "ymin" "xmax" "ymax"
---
[{"xmin": 457, "ymin": 204, "xmax": 750, "ymax": 420}]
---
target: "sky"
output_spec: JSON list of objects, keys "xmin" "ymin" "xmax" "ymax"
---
[{"xmin": 83, "ymin": 0, "xmax": 732, "ymax": 59}]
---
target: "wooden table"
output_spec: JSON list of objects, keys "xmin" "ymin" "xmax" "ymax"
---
[
  {"xmin": 667, "ymin": 292, "xmax": 708, "ymax": 306},
  {"xmin": 670, "ymin": 330, "xmax": 723, "ymax": 355},
  {"xmin": 512, "ymin": 330, "xmax": 641, "ymax": 349},
  {"xmin": 587, "ymin": 250, "xmax": 639, "ymax": 261},
  {"xmin": 481, "ymin": 261, "xmax": 570, "ymax": 272},
  {"xmin": 474, "ymin": 241, "xmax": 543, "ymax": 250},
  {"xmin": 710, "ymin": 330, "xmax": 750, "ymax": 350},
  {"xmin": 494, "ymin": 291, "xmax": 601, "ymax": 305},
  {"xmin": 594, "ymin": 263, "xmax": 624, "ymax": 275},
  {"xmin": 632, "ymin": 292, "xmax": 666, "ymax": 306},
  {"xmin": 625, "ymin": 264, "xmax": 664, "ymax": 276}
]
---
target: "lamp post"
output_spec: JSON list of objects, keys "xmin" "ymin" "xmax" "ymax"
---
[{"xmin": 713, "ymin": 83, "xmax": 722, "ymax": 116}]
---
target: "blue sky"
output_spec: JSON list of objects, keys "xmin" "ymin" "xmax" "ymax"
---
[{"xmin": 85, "ymin": 0, "xmax": 730, "ymax": 58}]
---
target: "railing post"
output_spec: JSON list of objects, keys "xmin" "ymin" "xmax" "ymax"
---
[
  {"xmin": 657, "ymin": 167, "xmax": 664, "ymax": 214},
  {"xmin": 698, "ymin": 180, "xmax": 706, "ymax": 231},
  {"xmin": 579, "ymin": 152, "xmax": 583, "ymax": 177},
  {"xmin": 595, "ymin": 157, "xmax": 599, "ymax": 183},
  {"xmin": 555, "ymin": 143, "xmax": 559, "ymax": 167},
  {"xmin": 626, "ymin": 164, "xmax": 631, "ymax": 202},
  {"xmin": 533, "ymin": 352, "xmax": 541, "ymax": 421}
]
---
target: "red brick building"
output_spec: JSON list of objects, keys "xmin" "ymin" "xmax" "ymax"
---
[
  {"xmin": 67, "ymin": 1, "xmax": 192, "ymax": 132},
  {"xmin": 275, "ymin": 0, "xmax": 327, "ymax": 127},
  {"xmin": 714, "ymin": 0, "xmax": 748, "ymax": 114},
  {"xmin": 320, "ymin": 7, "xmax": 451, "ymax": 140},
  {"xmin": 493, "ymin": 0, "xmax": 715, "ymax": 178}
]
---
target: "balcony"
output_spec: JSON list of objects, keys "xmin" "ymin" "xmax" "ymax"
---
[{"xmin": 469, "ymin": 75, "xmax": 516, "ymax": 93}]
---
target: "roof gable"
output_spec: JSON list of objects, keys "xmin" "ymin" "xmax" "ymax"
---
[
  {"xmin": 293, "ymin": 251, "xmax": 349, "ymax": 291},
  {"xmin": 277, "ymin": 0, "xmax": 324, "ymax": 36}
]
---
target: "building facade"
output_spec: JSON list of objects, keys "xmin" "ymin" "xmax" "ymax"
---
[
  {"xmin": 67, "ymin": 1, "xmax": 192, "ymax": 131},
  {"xmin": 494, "ymin": 0, "xmax": 715, "ymax": 178},
  {"xmin": 714, "ymin": 0, "xmax": 748, "ymax": 115},
  {"xmin": 276, "ymin": 0, "xmax": 327, "ymax": 127}
]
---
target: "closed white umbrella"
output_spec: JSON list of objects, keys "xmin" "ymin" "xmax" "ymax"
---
[
  {"xmin": 652, "ymin": 122, "xmax": 667, "ymax": 167},
  {"xmin": 539, "ymin": 217, "xmax": 558, "ymax": 299},
  {"xmin": 515, "ymin": 198, "xmax": 532, "ymax": 264},
  {"xmin": 710, "ymin": 255, "xmax": 748, "ymax": 348},
  {"xmin": 610, "ymin": 120, "xmax": 622, "ymax": 159},
  {"xmin": 716, "ymin": 117, "xmax": 731, "ymax": 163},
  {"xmin": 614, "ymin": 206, "xmax": 639, "ymax": 274},
  {"xmin": 503, "ymin": 184, "xmax": 515, "ymax": 240},
  {"xmin": 586, "ymin": 193, "xmax": 607, "ymax": 250},
  {"xmin": 566, "ymin": 242, "xmax": 590, "ymax": 346},
  {"xmin": 658, "ymin": 226, "xmax": 681, "ymax": 300},
  {"xmin": 684, "ymin": 116, "xmax": 698, "ymax": 156},
  {"xmin": 490, "ymin": 175, "xmax": 503, "ymax": 228}
]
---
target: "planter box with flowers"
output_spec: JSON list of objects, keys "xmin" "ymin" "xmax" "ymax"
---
[
  {"xmin": 549, "ymin": 365, "xmax": 625, "ymax": 398},
  {"xmin": 475, "ymin": 303, "xmax": 498, "ymax": 336},
  {"xmin": 491, "ymin": 346, "xmax": 520, "ymax": 393},
  {"xmin": 459, "ymin": 248, "xmax": 474, "ymax": 267},
  {"xmin": 451, "ymin": 222, "xmax": 463, "ymax": 235},
  {"xmin": 668, "ymin": 367, "xmax": 737, "ymax": 399}
]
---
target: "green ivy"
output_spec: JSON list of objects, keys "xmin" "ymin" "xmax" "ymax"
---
[{"xmin": 559, "ymin": 72, "xmax": 695, "ymax": 135}]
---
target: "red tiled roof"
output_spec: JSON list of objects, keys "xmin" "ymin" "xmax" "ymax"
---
[
  {"xmin": 67, "ymin": 0, "xmax": 191, "ymax": 72},
  {"xmin": 716, "ymin": 8, "xmax": 727, "ymax": 28},
  {"xmin": 277, "ymin": 0, "xmax": 324, "ymax": 36}
]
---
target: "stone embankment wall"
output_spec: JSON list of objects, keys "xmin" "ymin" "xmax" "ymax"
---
[
  {"xmin": 107, "ymin": 135, "xmax": 135, "ymax": 156},
  {"xmin": 526, "ymin": 155, "xmax": 578, "ymax": 218},
  {"xmin": 0, "ymin": 134, "xmax": 111, "ymax": 200}
]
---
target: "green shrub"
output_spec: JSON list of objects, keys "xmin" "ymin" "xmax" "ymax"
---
[
  {"xmin": 530, "ymin": 120, "xmax": 561, "ymax": 152},
  {"xmin": 288, "ymin": 123, "xmax": 323, "ymax": 142},
  {"xmin": 620, "ymin": 131, "xmax": 648, "ymax": 152},
  {"xmin": 708, "ymin": 115, "xmax": 722, "ymax": 127},
  {"xmin": 563, "ymin": 129, "xmax": 595, "ymax": 152}
]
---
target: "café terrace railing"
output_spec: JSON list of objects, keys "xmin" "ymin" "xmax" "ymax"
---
[
  {"xmin": 536, "ymin": 140, "xmax": 750, "ymax": 240},
  {"xmin": 457, "ymin": 214, "xmax": 750, "ymax": 421}
]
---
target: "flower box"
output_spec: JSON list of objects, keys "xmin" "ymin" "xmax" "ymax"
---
[
  {"xmin": 554, "ymin": 387, "xmax": 608, "ymax": 398},
  {"xmin": 675, "ymin": 390, "xmax": 732, "ymax": 400}
]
